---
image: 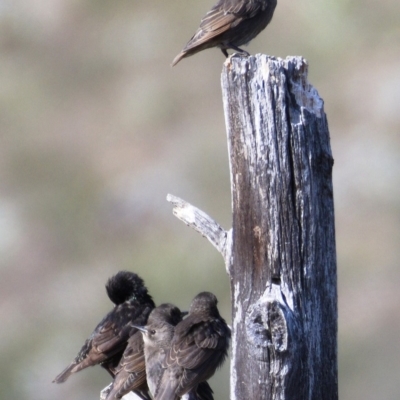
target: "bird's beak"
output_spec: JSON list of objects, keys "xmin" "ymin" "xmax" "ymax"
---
[
  {"xmin": 132, "ymin": 325, "xmax": 148, "ymax": 334},
  {"xmin": 181, "ymin": 311, "xmax": 189, "ymax": 317}
]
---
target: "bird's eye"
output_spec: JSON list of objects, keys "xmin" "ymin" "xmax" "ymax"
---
[{"xmin": 150, "ymin": 330, "xmax": 156, "ymax": 335}]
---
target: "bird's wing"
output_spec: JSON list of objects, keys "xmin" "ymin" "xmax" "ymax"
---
[
  {"xmin": 202, "ymin": 0, "xmax": 265, "ymax": 29},
  {"xmin": 185, "ymin": 0, "xmax": 265, "ymax": 48},
  {"xmin": 53, "ymin": 318, "xmax": 128, "ymax": 383},
  {"xmin": 175, "ymin": 320, "xmax": 224, "ymax": 368},
  {"xmin": 116, "ymin": 332, "xmax": 146, "ymax": 375},
  {"xmin": 184, "ymin": 9, "xmax": 236, "ymax": 50},
  {"xmin": 91, "ymin": 319, "xmax": 128, "ymax": 355},
  {"xmin": 163, "ymin": 319, "xmax": 227, "ymax": 396},
  {"xmin": 105, "ymin": 333, "xmax": 149, "ymax": 400},
  {"xmin": 76, "ymin": 304, "xmax": 141, "ymax": 366},
  {"xmin": 93, "ymin": 301, "xmax": 152, "ymax": 355},
  {"xmin": 54, "ymin": 302, "xmax": 153, "ymax": 383},
  {"xmin": 157, "ymin": 314, "xmax": 229, "ymax": 397}
]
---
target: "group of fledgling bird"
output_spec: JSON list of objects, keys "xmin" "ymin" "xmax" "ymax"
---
[
  {"xmin": 53, "ymin": 271, "xmax": 231, "ymax": 400},
  {"xmin": 54, "ymin": 0, "xmax": 278, "ymax": 398}
]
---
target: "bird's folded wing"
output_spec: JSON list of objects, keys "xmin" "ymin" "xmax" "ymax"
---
[
  {"xmin": 92, "ymin": 320, "xmax": 127, "ymax": 354},
  {"xmin": 118, "ymin": 333, "xmax": 146, "ymax": 374},
  {"xmin": 221, "ymin": 0, "xmax": 267, "ymax": 19},
  {"xmin": 166, "ymin": 322, "xmax": 222, "ymax": 370},
  {"xmin": 186, "ymin": 0, "xmax": 266, "ymax": 49}
]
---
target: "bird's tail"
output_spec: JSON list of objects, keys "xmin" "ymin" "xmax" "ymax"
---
[
  {"xmin": 53, "ymin": 358, "xmax": 92, "ymax": 383},
  {"xmin": 171, "ymin": 52, "xmax": 186, "ymax": 67},
  {"xmin": 154, "ymin": 378, "xmax": 179, "ymax": 400},
  {"xmin": 196, "ymin": 382, "xmax": 214, "ymax": 400},
  {"xmin": 105, "ymin": 372, "xmax": 148, "ymax": 400},
  {"xmin": 52, "ymin": 363, "xmax": 76, "ymax": 383}
]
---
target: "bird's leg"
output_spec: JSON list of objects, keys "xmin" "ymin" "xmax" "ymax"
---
[
  {"xmin": 227, "ymin": 43, "xmax": 250, "ymax": 56},
  {"xmin": 221, "ymin": 48, "xmax": 229, "ymax": 58}
]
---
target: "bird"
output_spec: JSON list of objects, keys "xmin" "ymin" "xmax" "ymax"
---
[
  {"xmin": 104, "ymin": 330, "xmax": 150, "ymax": 400},
  {"xmin": 135, "ymin": 303, "xmax": 214, "ymax": 400},
  {"xmin": 172, "ymin": 0, "xmax": 277, "ymax": 66},
  {"xmin": 104, "ymin": 305, "xmax": 184, "ymax": 400},
  {"xmin": 154, "ymin": 292, "xmax": 230, "ymax": 400},
  {"xmin": 139, "ymin": 304, "xmax": 184, "ymax": 396},
  {"xmin": 53, "ymin": 270, "xmax": 155, "ymax": 395}
]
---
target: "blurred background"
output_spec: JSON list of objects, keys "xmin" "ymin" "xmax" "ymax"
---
[{"xmin": 1, "ymin": 0, "xmax": 399, "ymax": 399}]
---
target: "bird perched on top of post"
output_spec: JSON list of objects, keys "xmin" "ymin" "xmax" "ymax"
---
[
  {"xmin": 154, "ymin": 292, "xmax": 230, "ymax": 400},
  {"xmin": 172, "ymin": 0, "xmax": 277, "ymax": 66},
  {"xmin": 53, "ymin": 270, "xmax": 155, "ymax": 399}
]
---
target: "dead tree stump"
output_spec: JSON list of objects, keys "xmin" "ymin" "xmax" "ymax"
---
[{"xmin": 167, "ymin": 54, "xmax": 337, "ymax": 400}]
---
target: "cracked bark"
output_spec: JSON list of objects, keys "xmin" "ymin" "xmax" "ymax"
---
[{"xmin": 168, "ymin": 54, "xmax": 337, "ymax": 400}]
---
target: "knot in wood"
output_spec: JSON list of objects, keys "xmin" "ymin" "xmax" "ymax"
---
[
  {"xmin": 245, "ymin": 297, "xmax": 289, "ymax": 360},
  {"xmin": 262, "ymin": 300, "xmax": 288, "ymax": 352}
]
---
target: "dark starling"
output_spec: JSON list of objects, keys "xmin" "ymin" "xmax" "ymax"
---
[
  {"xmin": 154, "ymin": 292, "xmax": 230, "ymax": 400},
  {"xmin": 172, "ymin": 0, "xmax": 277, "ymax": 66},
  {"xmin": 53, "ymin": 270, "xmax": 155, "ymax": 389},
  {"xmin": 136, "ymin": 303, "xmax": 214, "ymax": 400}
]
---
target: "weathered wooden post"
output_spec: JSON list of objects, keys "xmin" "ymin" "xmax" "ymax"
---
[{"xmin": 167, "ymin": 54, "xmax": 337, "ymax": 400}]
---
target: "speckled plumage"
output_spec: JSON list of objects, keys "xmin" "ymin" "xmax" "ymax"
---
[
  {"xmin": 53, "ymin": 270, "xmax": 154, "ymax": 399},
  {"xmin": 154, "ymin": 293, "xmax": 230, "ymax": 400},
  {"xmin": 104, "ymin": 331, "xmax": 150, "ymax": 400}
]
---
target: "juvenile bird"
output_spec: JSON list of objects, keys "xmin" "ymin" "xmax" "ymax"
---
[
  {"xmin": 172, "ymin": 0, "xmax": 277, "ymax": 66},
  {"xmin": 136, "ymin": 304, "xmax": 184, "ymax": 396},
  {"xmin": 104, "ymin": 330, "xmax": 150, "ymax": 400},
  {"xmin": 136, "ymin": 303, "xmax": 214, "ymax": 400},
  {"xmin": 155, "ymin": 292, "xmax": 230, "ymax": 400},
  {"xmin": 53, "ymin": 270, "xmax": 155, "ymax": 393},
  {"xmin": 105, "ymin": 304, "xmax": 182, "ymax": 400}
]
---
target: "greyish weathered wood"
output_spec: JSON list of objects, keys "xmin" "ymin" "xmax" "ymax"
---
[
  {"xmin": 166, "ymin": 54, "xmax": 337, "ymax": 400},
  {"xmin": 100, "ymin": 384, "xmax": 142, "ymax": 400},
  {"xmin": 166, "ymin": 194, "xmax": 232, "ymax": 270},
  {"xmin": 222, "ymin": 54, "xmax": 337, "ymax": 400}
]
